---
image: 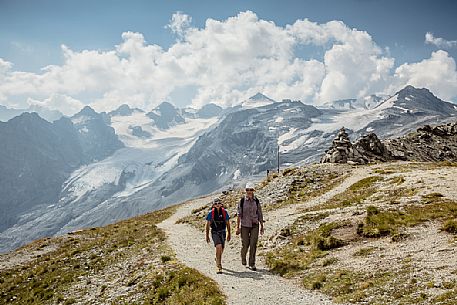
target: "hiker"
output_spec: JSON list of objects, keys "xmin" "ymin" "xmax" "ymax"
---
[
  {"xmin": 236, "ymin": 182, "xmax": 264, "ymax": 271},
  {"xmin": 205, "ymin": 198, "xmax": 231, "ymax": 274}
]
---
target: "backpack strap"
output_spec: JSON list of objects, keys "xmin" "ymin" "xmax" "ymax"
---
[
  {"xmin": 222, "ymin": 208, "xmax": 227, "ymax": 221},
  {"xmin": 212, "ymin": 208, "xmax": 227, "ymax": 221}
]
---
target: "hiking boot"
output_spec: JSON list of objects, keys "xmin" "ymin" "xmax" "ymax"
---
[
  {"xmin": 249, "ymin": 265, "xmax": 257, "ymax": 271},
  {"xmin": 217, "ymin": 267, "xmax": 223, "ymax": 274}
]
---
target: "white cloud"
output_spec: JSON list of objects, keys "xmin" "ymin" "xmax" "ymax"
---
[
  {"xmin": 0, "ymin": 58, "xmax": 12, "ymax": 75},
  {"xmin": 167, "ymin": 12, "xmax": 192, "ymax": 38},
  {"xmin": 0, "ymin": 11, "xmax": 456, "ymax": 113},
  {"xmin": 27, "ymin": 94, "xmax": 85, "ymax": 116},
  {"xmin": 390, "ymin": 50, "xmax": 457, "ymax": 101},
  {"xmin": 425, "ymin": 32, "xmax": 457, "ymax": 49}
]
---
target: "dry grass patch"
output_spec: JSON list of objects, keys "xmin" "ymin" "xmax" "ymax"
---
[
  {"xmin": 304, "ymin": 176, "xmax": 384, "ymax": 212},
  {"xmin": 265, "ymin": 221, "xmax": 348, "ymax": 276},
  {"xmin": 0, "ymin": 205, "xmax": 226, "ymax": 305}
]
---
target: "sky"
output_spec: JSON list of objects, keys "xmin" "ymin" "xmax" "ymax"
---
[{"xmin": 0, "ymin": 0, "xmax": 456, "ymax": 114}]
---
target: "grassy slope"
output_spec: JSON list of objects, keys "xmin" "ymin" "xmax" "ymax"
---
[
  {"xmin": 264, "ymin": 161, "xmax": 457, "ymax": 305},
  {"xmin": 0, "ymin": 205, "xmax": 225, "ymax": 305}
]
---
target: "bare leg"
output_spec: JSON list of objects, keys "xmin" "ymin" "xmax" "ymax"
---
[{"xmin": 216, "ymin": 244, "xmax": 223, "ymax": 268}]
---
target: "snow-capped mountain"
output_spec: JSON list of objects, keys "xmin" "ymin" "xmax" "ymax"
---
[
  {"xmin": 0, "ymin": 102, "xmax": 220, "ymax": 252},
  {"xmin": 108, "ymin": 104, "xmax": 144, "ymax": 117},
  {"xmin": 0, "ymin": 110, "xmax": 123, "ymax": 251},
  {"xmin": 240, "ymin": 92, "xmax": 276, "ymax": 109},
  {"xmin": 146, "ymin": 102, "xmax": 185, "ymax": 129},
  {"xmin": 71, "ymin": 106, "xmax": 124, "ymax": 162},
  {"xmin": 1, "ymin": 85, "xmax": 456, "ymax": 253},
  {"xmin": 131, "ymin": 86, "xmax": 457, "ymax": 209}
]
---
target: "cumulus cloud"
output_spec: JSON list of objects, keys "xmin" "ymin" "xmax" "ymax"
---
[
  {"xmin": 390, "ymin": 50, "xmax": 457, "ymax": 100},
  {"xmin": 27, "ymin": 94, "xmax": 85, "ymax": 116},
  {"xmin": 425, "ymin": 32, "xmax": 457, "ymax": 49},
  {"xmin": 0, "ymin": 11, "xmax": 456, "ymax": 114}
]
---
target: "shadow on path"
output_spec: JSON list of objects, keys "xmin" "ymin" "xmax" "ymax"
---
[{"xmin": 221, "ymin": 267, "xmax": 268, "ymax": 280}]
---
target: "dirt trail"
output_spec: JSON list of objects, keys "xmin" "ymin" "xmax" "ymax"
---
[{"xmin": 157, "ymin": 166, "xmax": 374, "ymax": 305}]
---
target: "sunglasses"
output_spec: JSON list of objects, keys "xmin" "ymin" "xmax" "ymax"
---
[{"xmin": 245, "ymin": 188, "xmax": 254, "ymax": 191}]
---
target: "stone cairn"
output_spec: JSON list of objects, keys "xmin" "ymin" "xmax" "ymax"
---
[{"xmin": 320, "ymin": 127, "xmax": 366, "ymax": 164}]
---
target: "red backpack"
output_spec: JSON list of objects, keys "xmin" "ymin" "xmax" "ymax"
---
[{"xmin": 211, "ymin": 207, "xmax": 227, "ymax": 221}]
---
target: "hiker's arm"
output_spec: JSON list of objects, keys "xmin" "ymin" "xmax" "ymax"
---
[
  {"xmin": 226, "ymin": 220, "xmax": 231, "ymax": 241},
  {"xmin": 258, "ymin": 202, "xmax": 265, "ymax": 235},
  {"xmin": 205, "ymin": 221, "xmax": 210, "ymax": 243},
  {"xmin": 236, "ymin": 202, "xmax": 241, "ymax": 235}
]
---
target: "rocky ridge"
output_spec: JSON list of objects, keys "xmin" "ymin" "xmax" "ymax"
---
[{"xmin": 321, "ymin": 121, "xmax": 457, "ymax": 164}]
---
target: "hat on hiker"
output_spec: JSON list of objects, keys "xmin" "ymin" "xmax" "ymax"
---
[
  {"xmin": 245, "ymin": 182, "xmax": 255, "ymax": 191},
  {"xmin": 212, "ymin": 198, "xmax": 222, "ymax": 205}
]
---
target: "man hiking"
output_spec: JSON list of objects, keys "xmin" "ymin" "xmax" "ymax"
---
[
  {"xmin": 236, "ymin": 182, "xmax": 264, "ymax": 271},
  {"xmin": 206, "ymin": 198, "xmax": 231, "ymax": 274}
]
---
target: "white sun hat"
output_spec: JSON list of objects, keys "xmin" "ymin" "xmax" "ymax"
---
[{"xmin": 245, "ymin": 182, "xmax": 255, "ymax": 190}]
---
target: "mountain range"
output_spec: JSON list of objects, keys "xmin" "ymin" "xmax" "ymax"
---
[{"xmin": 1, "ymin": 85, "xmax": 456, "ymax": 252}]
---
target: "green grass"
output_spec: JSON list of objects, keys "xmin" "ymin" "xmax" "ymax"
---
[
  {"xmin": 143, "ymin": 267, "xmax": 225, "ymax": 305},
  {"xmin": 357, "ymin": 198, "xmax": 457, "ymax": 239},
  {"xmin": 265, "ymin": 221, "xmax": 347, "ymax": 276},
  {"xmin": 305, "ymin": 176, "xmax": 384, "ymax": 211},
  {"xmin": 0, "ymin": 205, "xmax": 226, "ymax": 305},
  {"xmin": 442, "ymin": 219, "xmax": 457, "ymax": 234}
]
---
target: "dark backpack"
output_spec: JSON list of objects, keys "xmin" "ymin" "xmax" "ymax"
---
[
  {"xmin": 210, "ymin": 208, "xmax": 227, "ymax": 231},
  {"xmin": 211, "ymin": 207, "xmax": 227, "ymax": 221},
  {"xmin": 239, "ymin": 197, "xmax": 260, "ymax": 217}
]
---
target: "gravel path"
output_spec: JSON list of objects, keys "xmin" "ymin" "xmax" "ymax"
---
[
  {"xmin": 157, "ymin": 167, "xmax": 374, "ymax": 305},
  {"xmin": 158, "ymin": 197, "xmax": 336, "ymax": 305}
]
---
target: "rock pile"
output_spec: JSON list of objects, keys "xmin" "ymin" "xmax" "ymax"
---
[
  {"xmin": 320, "ymin": 127, "xmax": 366, "ymax": 164},
  {"xmin": 385, "ymin": 121, "xmax": 457, "ymax": 162},
  {"xmin": 353, "ymin": 132, "xmax": 392, "ymax": 163},
  {"xmin": 321, "ymin": 121, "xmax": 457, "ymax": 164}
]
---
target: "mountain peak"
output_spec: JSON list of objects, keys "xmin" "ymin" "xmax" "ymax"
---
[
  {"xmin": 77, "ymin": 106, "xmax": 98, "ymax": 117},
  {"xmin": 249, "ymin": 92, "xmax": 275, "ymax": 102},
  {"xmin": 11, "ymin": 111, "xmax": 44, "ymax": 123},
  {"xmin": 157, "ymin": 101, "xmax": 176, "ymax": 111},
  {"xmin": 396, "ymin": 85, "xmax": 433, "ymax": 99},
  {"xmin": 242, "ymin": 93, "xmax": 275, "ymax": 109},
  {"xmin": 109, "ymin": 104, "xmax": 134, "ymax": 117}
]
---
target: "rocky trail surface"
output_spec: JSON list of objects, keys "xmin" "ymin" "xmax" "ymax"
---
[{"xmin": 157, "ymin": 167, "xmax": 374, "ymax": 305}]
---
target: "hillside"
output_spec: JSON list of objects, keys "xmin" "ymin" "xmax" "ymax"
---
[
  {"xmin": 171, "ymin": 161, "xmax": 457, "ymax": 304},
  {"xmin": 0, "ymin": 206, "xmax": 224, "ymax": 305},
  {"xmin": 1, "ymin": 161, "xmax": 456, "ymax": 305}
]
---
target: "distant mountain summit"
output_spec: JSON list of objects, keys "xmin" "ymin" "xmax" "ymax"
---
[
  {"xmin": 146, "ymin": 102, "xmax": 185, "ymax": 129},
  {"xmin": 71, "ymin": 106, "xmax": 124, "ymax": 162},
  {"xmin": 196, "ymin": 103, "xmax": 223, "ymax": 118},
  {"xmin": 387, "ymin": 85, "xmax": 457, "ymax": 115},
  {"xmin": 241, "ymin": 93, "xmax": 276, "ymax": 108}
]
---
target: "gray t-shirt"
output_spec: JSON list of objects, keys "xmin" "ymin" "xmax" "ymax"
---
[{"xmin": 237, "ymin": 196, "xmax": 264, "ymax": 227}]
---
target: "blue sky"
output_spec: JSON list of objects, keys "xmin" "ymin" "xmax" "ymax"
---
[
  {"xmin": 2, "ymin": 0, "xmax": 456, "ymax": 71},
  {"xmin": 0, "ymin": 0, "xmax": 456, "ymax": 112}
]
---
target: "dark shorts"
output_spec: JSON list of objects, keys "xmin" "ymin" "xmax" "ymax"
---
[{"xmin": 211, "ymin": 230, "xmax": 226, "ymax": 247}]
